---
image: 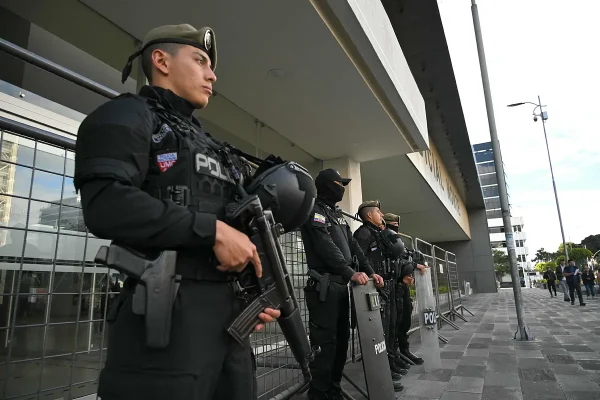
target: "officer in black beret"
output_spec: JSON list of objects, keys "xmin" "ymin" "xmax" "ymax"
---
[
  {"xmin": 353, "ymin": 201, "xmax": 407, "ymax": 390},
  {"xmin": 383, "ymin": 213, "xmax": 400, "ymax": 232},
  {"xmin": 74, "ymin": 24, "xmax": 280, "ymax": 399},
  {"xmin": 301, "ymin": 169, "xmax": 384, "ymax": 400}
]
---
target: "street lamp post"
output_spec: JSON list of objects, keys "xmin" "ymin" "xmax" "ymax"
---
[
  {"xmin": 507, "ymin": 97, "xmax": 569, "ymax": 262},
  {"xmin": 471, "ymin": 0, "xmax": 532, "ymax": 341}
]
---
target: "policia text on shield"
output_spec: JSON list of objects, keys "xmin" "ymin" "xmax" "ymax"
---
[{"xmin": 74, "ymin": 24, "xmax": 316, "ymax": 400}]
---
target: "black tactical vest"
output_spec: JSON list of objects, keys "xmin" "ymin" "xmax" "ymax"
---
[
  {"xmin": 357, "ymin": 224, "xmax": 386, "ymax": 274},
  {"xmin": 140, "ymin": 99, "xmax": 237, "ymax": 218},
  {"xmin": 140, "ymin": 97, "xmax": 241, "ymax": 280},
  {"xmin": 320, "ymin": 203, "xmax": 353, "ymax": 264}
]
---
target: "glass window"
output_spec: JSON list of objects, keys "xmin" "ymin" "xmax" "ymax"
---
[
  {"xmin": 479, "ymin": 175, "xmax": 497, "ymax": 186},
  {"xmin": 35, "ymin": 142, "xmax": 66, "ymax": 174},
  {"xmin": 0, "ymin": 163, "xmax": 33, "ymax": 197},
  {"xmin": 31, "ymin": 170, "xmax": 64, "ymax": 202},
  {"xmin": 482, "ymin": 186, "xmax": 499, "ymax": 198},
  {"xmin": 1, "ymin": 132, "xmax": 35, "ymax": 167},
  {"xmin": 489, "ymin": 227, "xmax": 504, "ymax": 234},
  {"xmin": 62, "ymin": 177, "xmax": 79, "ymax": 207},
  {"xmin": 485, "ymin": 197, "xmax": 501, "ymax": 210},
  {"xmin": 58, "ymin": 206, "xmax": 86, "ymax": 235},
  {"xmin": 56, "ymin": 234, "xmax": 86, "ymax": 261},
  {"xmin": 477, "ymin": 162, "xmax": 495, "ymax": 174},
  {"xmin": 65, "ymin": 151, "xmax": 75, "ymax": 177},
  {"xmin": 24, "ymin": 231, "xmax": 58, "ymax": 259},
  {"xmin": 474, "ymin": 149, "xmax": 494, "ymax": 163},
  {"xmin": 486, "ymin": 209, "xmax": 502, "ymax": 219}
]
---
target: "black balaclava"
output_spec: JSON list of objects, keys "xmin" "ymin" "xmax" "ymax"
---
[
  {"xmin": 315, "ymin": 176, "xmax": 345, "ymax": 205},
  {"xmin": 386, "ymin": 224, "xmax": 399, "ymax": 233}
]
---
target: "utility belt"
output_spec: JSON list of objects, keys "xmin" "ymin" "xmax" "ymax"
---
[{"xmin": 175, "ymin": 252, "xmax": 237, "ymax": 282}]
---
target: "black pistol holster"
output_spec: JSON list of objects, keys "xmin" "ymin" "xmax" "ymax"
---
[
  {"xmin": 94, "ymin": 244, "xmax": 181, "ymax": 349},
  {"xmin": 307, "ymin": 269, "xmax": 330, "ymax": 302}
]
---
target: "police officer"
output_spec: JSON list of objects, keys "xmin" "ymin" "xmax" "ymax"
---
[
  {"xmin": 383, "ymin": 213, "xmax": 425, "ymax": 365},
  {"xmin": 354, "ymin": 202, "xmax": 408, "ymax": 387},
  {"xmin": 396, "ymin": 263, "xmax": 424, "ymax": 364},
  {"xmin": 74, "ymin": 24, "xmax": 280, "ymax": 400},
  {"xmin": 301, "ymin": 169, "xmax": 384, "ymax": 400}
]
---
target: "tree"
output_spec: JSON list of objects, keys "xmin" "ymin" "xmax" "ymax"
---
[
  {"xmin": 581, "ymin": 234, "xmax": 600, "ymax": 254},
  {"xmin": 570, "ymin": 248, "xmax": 593, "ymax": 266},
  {"xmin": 493, "ymin": 249, "xmax": 511, "ymax": 281},
  {"xmin": 535, "ymin": 261, "xmax": 556, "ymax": 274},
  {"xmin": 532, "ymin": 248, "xmax": 553, "ymax": 263},
  {"xmin": 557, "ymin": 242, "xmax": 592, "ymax": 265}
]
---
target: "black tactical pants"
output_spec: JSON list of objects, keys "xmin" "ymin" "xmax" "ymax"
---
[
  {"xmin": 395, "ymin": 284, "xmax": 412, "ymax": 351},
  {"xmin": 381, "ymin": 281, "xmax": 396, "ymax": 352},
  {"xmin": 98, "ymin": 279, "xmax": 256, "ymax": 400},
  {"xmin": 305, "ymin": 281, "xmax": 350, "ymax": 394}
]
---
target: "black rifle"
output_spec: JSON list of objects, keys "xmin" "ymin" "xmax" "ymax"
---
[
  {"xmin": 94, "ymin": 244, "xmax": 180, "ymax": 349},
  {"xmin": 220, "ymin": 145, "xmax": 318, "ymax": 383}
]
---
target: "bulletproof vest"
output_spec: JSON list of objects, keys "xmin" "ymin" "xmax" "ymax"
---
[
  {"xmin": 320, "ymin": 204, "xmax": 353, "ymax": 264},
  {"xmin": 140, "ymin": 98, "xmax": 237, "ymax": 219},
  {"xmin": 358, "ymin": 224, "xmax": 386, "ymax": 273}
]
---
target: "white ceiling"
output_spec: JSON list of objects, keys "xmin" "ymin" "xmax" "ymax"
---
[
  {"xmin": 81, "ymin": 0, "xmax": 416, "ymax": 163},
  {"xmin": 361, "ymin": 154, "xmax": 470, "ymax": 242}
]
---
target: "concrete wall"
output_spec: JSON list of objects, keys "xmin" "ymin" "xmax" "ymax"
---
[
  {"xmin": 435, "ymin": 208, "xmax": 497, "ymax": 293},
  {"xmin": 0, "ymin": 5, "xmax": 31, "ymax": 88}
]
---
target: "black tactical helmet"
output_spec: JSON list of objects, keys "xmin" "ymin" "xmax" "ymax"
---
[
  {"xmin": 400, "ymin": 262, "xmax": 415, "ymax": 279},
  {"xmin": 380, "ymin": 228, "xmax": 406, "ymax": 259},
  {"xmin": 245, "ymin": 161, "xmax": 316, "ymax": 233}
]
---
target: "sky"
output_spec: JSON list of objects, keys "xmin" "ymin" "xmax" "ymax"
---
[{"xmin": 437, "ymin": 0, "xmax": 600, "ymax": 262}]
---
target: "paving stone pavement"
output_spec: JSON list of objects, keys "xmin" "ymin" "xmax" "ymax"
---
[{"xmin": 313, "ymin": 287, "xmax": 600, "ymax": 400}]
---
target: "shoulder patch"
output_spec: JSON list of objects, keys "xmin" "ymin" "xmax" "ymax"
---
[
  {"xmin": 157, "ymin": 152, "xmax": 178, "ymax": 172},
  {"xmin": 153, "ymin": 123, "xmax": 172, "ymax": 143},
  {"xmin": 313, "ymin": 213, "xmax": 326, "ymax": 224}
]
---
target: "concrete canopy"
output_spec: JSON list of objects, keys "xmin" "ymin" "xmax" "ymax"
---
[{"xmin": 81, "ymin": 0, "xmax": 428, "ymax": 164}]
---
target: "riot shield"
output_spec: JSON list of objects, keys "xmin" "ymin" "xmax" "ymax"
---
[{"xmin": 352, "ymin": 279, "xmax": 396, "ymax": 400}]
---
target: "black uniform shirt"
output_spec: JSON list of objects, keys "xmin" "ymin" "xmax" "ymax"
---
[
  {"xmin": 74, "ymin": 86, "xmax": 217, "ymax": 249},
  {"xmin": 300, "ymin": 199, "xmax": 374, "ymax": 281}
]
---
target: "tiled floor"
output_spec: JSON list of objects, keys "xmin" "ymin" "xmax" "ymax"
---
[{"xmin": 314, "ymin": 287, "xmax": 600, "ymax": 400}]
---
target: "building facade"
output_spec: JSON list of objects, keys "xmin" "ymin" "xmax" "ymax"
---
[{"xmin": 473, "ymin": 141, "xmax": 531, "ymax": 280}]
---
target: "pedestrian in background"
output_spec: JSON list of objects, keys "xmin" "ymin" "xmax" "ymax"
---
[
  {"xmin": 543, "ymin": 267, "xmax": 557, "ymax": 297},
  {"xmin": 582, "ymin": 266, "xmax": 596, "ymax": 299}
]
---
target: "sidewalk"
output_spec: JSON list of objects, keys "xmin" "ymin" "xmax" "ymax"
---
[{"xmin": 332, "ymin": 287, "xmax": 600, "ymax": 400}]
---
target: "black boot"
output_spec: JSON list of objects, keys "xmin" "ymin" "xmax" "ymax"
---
[
  {"xmin": 390, "ymin": 350, "xmax": 410, "ymax": 369},
  {"xmin": 389, "ymin": 361, "xmax": 408, "ymax": 375},
  {"xmin": 401, "ymin": 349, "xmax": 424, "ymax": 365},
  {"xmin": 393, "ymin": 355, "xmax": 410, "ymax": 370},
  {"xmin": 391, "ymin": 371, "xmax": 403, "ymax": 381},
  {"xmin": 393, "ymin": 381, "xmax": 404, "ymax": 392}
]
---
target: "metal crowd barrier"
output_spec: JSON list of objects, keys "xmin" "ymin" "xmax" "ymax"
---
[{"xmin": 0, "ymin": 38, "xmax": 473, "ymax": 399}]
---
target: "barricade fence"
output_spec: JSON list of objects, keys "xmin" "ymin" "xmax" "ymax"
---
[{"xmin": 0, "ymin": 39, "xmax": 471, "ymax": 400}]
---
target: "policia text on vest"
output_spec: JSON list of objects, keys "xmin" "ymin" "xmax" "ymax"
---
[{"xmin": 74, "ymin": 23, "xmax": 315, "ymax": 400}]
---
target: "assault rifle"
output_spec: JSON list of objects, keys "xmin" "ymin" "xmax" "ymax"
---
[{"xmin": 219, "ymin": 145, "xmax": 318, "ymax": 383}]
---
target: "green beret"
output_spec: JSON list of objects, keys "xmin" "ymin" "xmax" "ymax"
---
[
  {"xmin": 383, "ymin": 213, "xmax": 400, "ymax": 223},
  {"xmin": 121, "ymin": 24, "xmax": 217, "ymax": 83},
  {"xmin": 358, "ymin": 200, "xmax": 380, "ymax": 212}
]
